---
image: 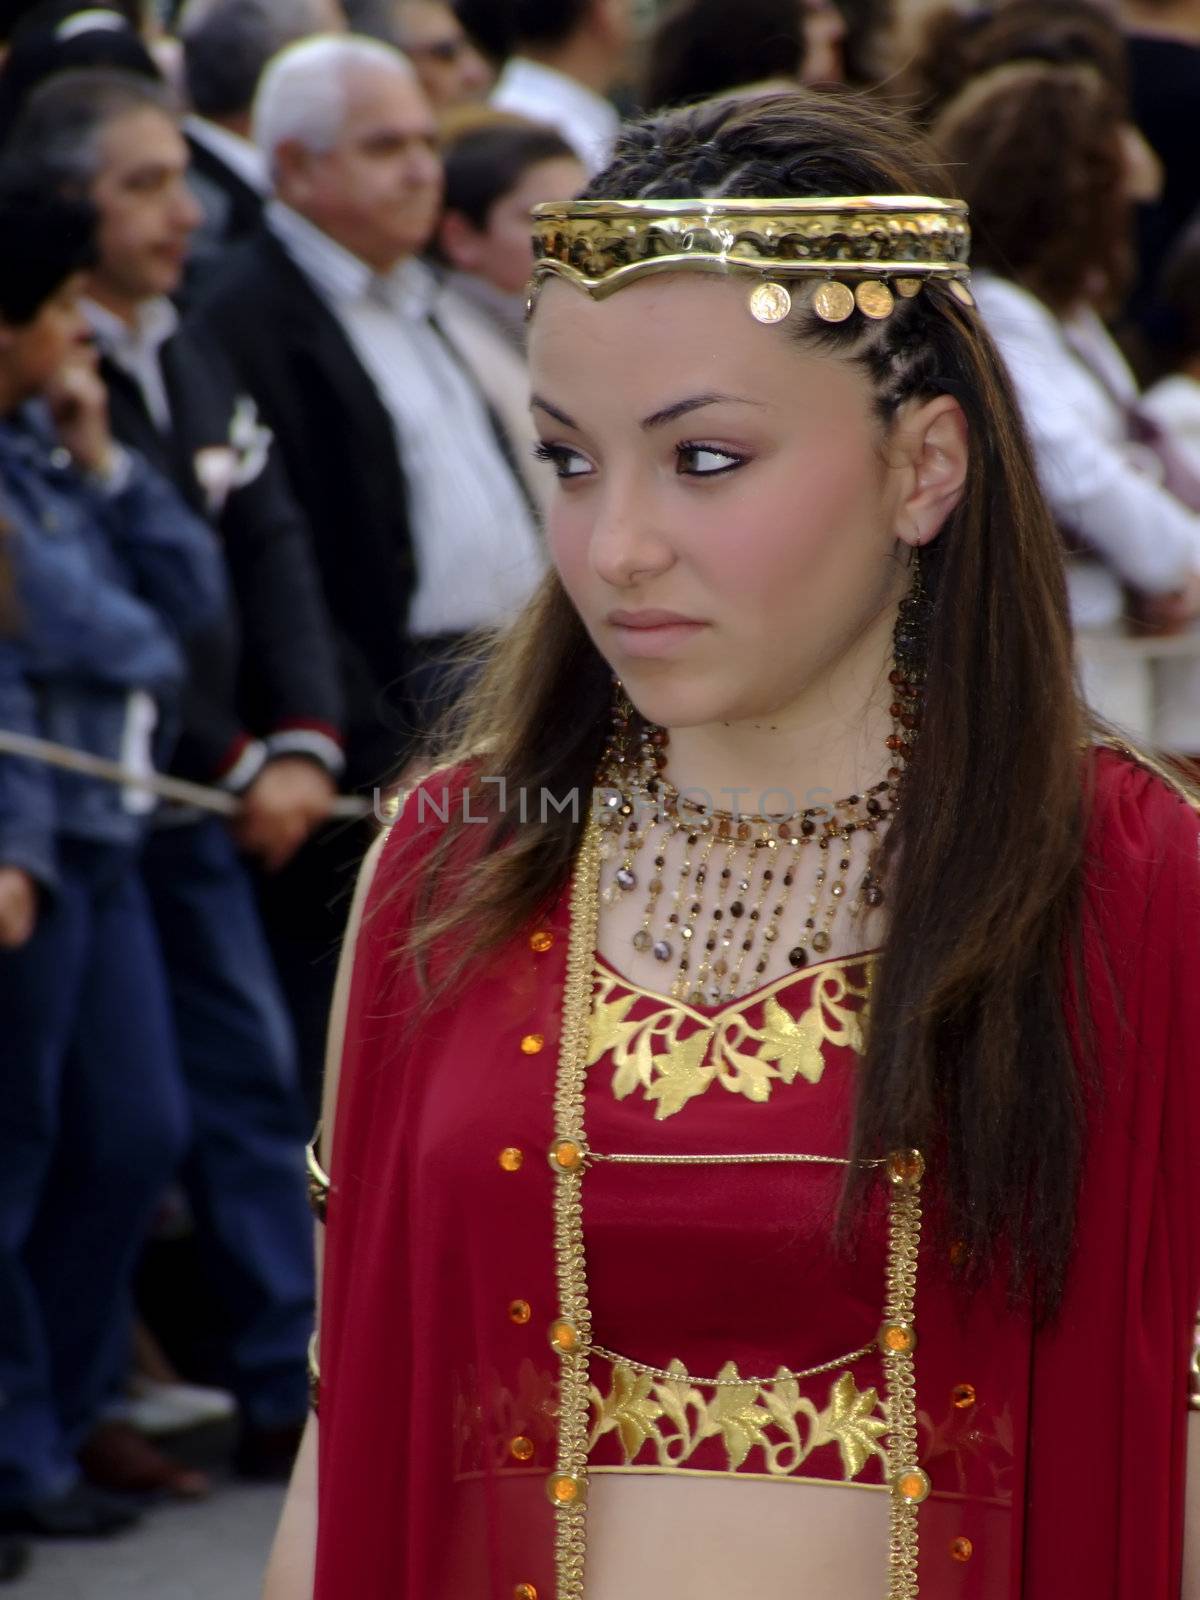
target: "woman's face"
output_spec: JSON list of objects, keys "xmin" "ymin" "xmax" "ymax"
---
[{"xmin": 528, "ymin": 274, "xmax": 918, "ymax": 733}]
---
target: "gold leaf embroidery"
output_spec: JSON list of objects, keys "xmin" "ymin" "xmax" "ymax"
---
[
  {"xmin": 757, "ymin": 994, "xmax": 826, "ymax": 1085},
  {"xmin": 642, "ymin": 1027, "xmax": 714, "ymax": 1118},
  {"xmin": 588, "ymin": 959, "xmax": 871, "ymax": 1117},
  {"xmin": 708, "ymin": 1364, "xmax": 775, "ymax": 1470},
  {"xmin": 588, "ymin": 1360, "xmax": 888, "ymax": 1480},
  {"xmin": 809, "ymin": 1371, "xmax": 890, "ymax": 1479},
  {"xmin": 593, "ymin": 1364, "xmax": 664, "ymax": 1458}
]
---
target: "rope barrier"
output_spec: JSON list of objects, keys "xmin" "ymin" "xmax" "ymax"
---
[{"xmin": 0, "ymin": 727, "xmax": 373, "ymax": 819}]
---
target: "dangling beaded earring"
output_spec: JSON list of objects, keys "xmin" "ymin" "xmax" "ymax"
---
[{"xmin": 886, "ymin": 545, "xmax": 931, "ymax": 775}]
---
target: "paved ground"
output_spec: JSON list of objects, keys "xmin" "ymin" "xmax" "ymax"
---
[{"xmin": 8, "ymin": 1480, "xmax": 284, "ymax": 1600}]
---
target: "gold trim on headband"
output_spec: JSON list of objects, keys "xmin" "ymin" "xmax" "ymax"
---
[
  {"xmin": 528, "ymin": 196, "xmax": 972, "ymax": 321},
  {"xmin": 530, "ymin": 196, "xmax": 970, "ymax": 297}
]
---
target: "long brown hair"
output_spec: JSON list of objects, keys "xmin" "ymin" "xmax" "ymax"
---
[{"xmin": 402, "ymin": 91, "xmax": 1101, "ymax": 1315}]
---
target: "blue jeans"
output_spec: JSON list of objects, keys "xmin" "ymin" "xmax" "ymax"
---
[
  {"xmin": 0, "ymin": 839, "xmax": 189, "ymax": 1508},
  {"xmin": 142, "ymin": 817, "xmax": 314, "ymax": 1428}
]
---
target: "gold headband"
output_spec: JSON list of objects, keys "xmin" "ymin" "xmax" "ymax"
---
[{"xmin": 529, "ymin": 195, "xmax": 973, "ymax": 323}]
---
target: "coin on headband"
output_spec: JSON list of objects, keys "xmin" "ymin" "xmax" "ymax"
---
[
  {"xmin": 895, "ymin": 277, "xmax": 922, "ymax": 298},
  {"xmin": 855, "ymin": 281, "xmax": 895, "ymax": 319},
  {"xmin": 812, "ymin": 281, "xmax": 855, "ymax": 323},
  {"xmin": 949, "ymin": 279, "xmax": 976, "ymax": 307},
  {"xmin": 748, "ymin": 281, "xmax": 792, "ymax": 324}
]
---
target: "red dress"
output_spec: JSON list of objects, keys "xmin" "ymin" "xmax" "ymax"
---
[{"xmin": 315, "ymin": 748, "xmax": 1200, "ymax": 1598}]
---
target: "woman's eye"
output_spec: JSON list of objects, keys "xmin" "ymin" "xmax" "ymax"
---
[
  {"xmin": 676, "ymin": 444, "xmax": 745, "ymax": 476},
  {"xmin": 533, "ymin": 442, "xmax": 593, "ymax": 480}
]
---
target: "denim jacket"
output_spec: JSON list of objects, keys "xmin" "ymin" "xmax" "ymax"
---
[{"xmin": 0, "ymin": 409, "xmax": 226, "ymax": 886}]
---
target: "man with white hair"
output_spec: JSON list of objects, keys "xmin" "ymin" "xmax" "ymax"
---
[
  {"xmin": 189, "ymin": 31, "xmax": 544, "ymax": 1088},
  {"xmin": 179, "ymin": 0, "xmax": 346, "ymax": 277}
]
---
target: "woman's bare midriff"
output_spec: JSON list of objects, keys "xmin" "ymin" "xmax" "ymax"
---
[{"xmin": 583, "ymin": 1474, "xmax": 890, "ymax": 1599}]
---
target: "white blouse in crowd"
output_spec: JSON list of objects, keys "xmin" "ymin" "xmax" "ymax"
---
[
  {"xmin": 973, "ymin": 271, "xmax": 1200, "ymax": 750},
  {"xmin": 972, "ymin": 271, "xmax": 1200, "ymax": 621},
  {"xmin": 267, "ymin": 202, "xmax": 545, "ymax": 641},
  {"xmin": 490, "ymin": 55, "xmax": 620, "ymax": 175},
  {"xmin": 1142, "ymin": 374, "xmax": 1200, "ymax": 485}
]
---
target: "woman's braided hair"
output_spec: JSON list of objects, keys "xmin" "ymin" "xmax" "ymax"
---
[{"xmin": 589, "ymin": 94, "xmax": 949, "ymax": 403}]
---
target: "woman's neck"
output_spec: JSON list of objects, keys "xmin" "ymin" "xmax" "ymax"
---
[{"xmin": 659, "ymin": 609, "xmax": 898, "ymax": 817}]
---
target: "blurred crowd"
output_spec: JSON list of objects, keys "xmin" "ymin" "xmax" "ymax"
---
[{"xmin": 2, "ymin": 0, "xmax": 1200, "ymax": 1584}]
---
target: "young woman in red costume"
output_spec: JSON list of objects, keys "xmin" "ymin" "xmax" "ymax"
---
[{"xmin": 264, "ymin": 92, "xmax": 1200, "ymax": 1600}]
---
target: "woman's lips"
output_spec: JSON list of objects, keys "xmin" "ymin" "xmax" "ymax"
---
[{"xmin": 606, "ymin": 611, "xmax": 709, "ymax": 657}]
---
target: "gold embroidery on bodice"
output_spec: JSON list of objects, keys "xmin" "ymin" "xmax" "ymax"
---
[
  {"xmin": 590, "ymin": 1360, "xmax": 889, "ymax": 1480},
  {"xmin": 587, "ymin": 955, "xmax": 873, "ymax": 1118}
]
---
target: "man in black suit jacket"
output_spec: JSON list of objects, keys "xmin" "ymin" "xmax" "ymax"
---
[
  {"xmin": 8, "ymin": 69, "xmax": 344, "ymax": 1478},
  {"xmin": 179, "ymin": 0, "xmax": 345, "ymax": 295},
  {"xmin": 188, "ymin": 34, "xmax": 546, "ymax": 1098}
]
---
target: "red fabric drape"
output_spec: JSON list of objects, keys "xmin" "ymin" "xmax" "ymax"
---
[{"xmin": 316, "ymin": 750, "xmax": 1200, "ymax": 1598}]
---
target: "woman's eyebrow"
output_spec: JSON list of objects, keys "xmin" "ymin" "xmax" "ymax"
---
[
  {"xmin": 641, "ymin": 393, "xmax": 765, "ymax": 430},
  {"xmin": 530, "ymin": 395, "xmax": 577, "ymax": 427},
  {"xmin": 531, "ymin": 392, "xmax": 765, "ymax": 431}
]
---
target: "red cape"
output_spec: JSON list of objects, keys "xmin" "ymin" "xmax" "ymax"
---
[{"xmin": 316, "ymin": 748, "xmax": 1200, "ymax": 1598}]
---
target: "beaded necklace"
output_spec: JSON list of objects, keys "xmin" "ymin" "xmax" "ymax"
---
[{"xmin": 594, "ymin": 660, "xmax": 921, "ymax": 1006}]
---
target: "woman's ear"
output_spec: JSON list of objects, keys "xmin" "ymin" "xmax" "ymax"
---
[{"xmin": 893, "ymin": 393, "xmax": 969, "ymax": 548}]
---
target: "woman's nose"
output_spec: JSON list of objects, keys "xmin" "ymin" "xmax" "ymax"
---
[{"xmin": 588, "ymin": 480, "xmax": 675, "ymax": 587}]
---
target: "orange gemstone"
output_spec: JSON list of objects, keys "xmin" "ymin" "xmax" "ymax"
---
[
  {"xmin": 949, "ymin": 1536, "xmax": 974, "ymax": 1563},
  {"xmin": 508, "ymin": 1299, "xmax": 532, "ymax": 1325},
  {"xmin": 509, "ymin": 1435, "xmax": 535, "ymax": 1462},
  {"xmin": 514, "ymin": 1586, "xmax": 539, "ymax": 1600},
  {"xmin": 498, "ymin": 1147, "xmax": 524, "ymax": 1173},
  {"xmin": 951, "ymin": 1382, "xmax": 976, "ymax": 1410},
  {"xmin": 529, "ymin": 931, "xmax": 553, "ymax": 953},
  {"xmin": 886, "ymin": 1149, "xmax": 925, "ymax": 1187},
  {"xmin": 548, "ymin": 1319, "xmax": 579, "ymax": 1354},
  {"xmin": 520, "ymin": 1033, "xmax": 545, "ymax": 1055},
  {"xmin": 878, "ymin": 1321, "xmax": 917, "ymax": 1355},
  {"xmin": 894, "ymin": 1467, "xmax": 931, "ymax": 1503},
  {"xmin": 550, "ymin": 1139, "xmax": 584, "ymax": 1171},
  {"xmin": 949, "ymin": 1239, "xmax": 970, "ymax": 1268},
  {"xmin": 546, "ymin": 1472, "xmax": 584, "ymax": 1505}
]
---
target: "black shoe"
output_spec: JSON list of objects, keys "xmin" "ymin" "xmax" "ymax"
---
[
  {"xmin": 0, "ymin": 1481, "xmax": 142, "ymax": 1538},
  {"xmin": 234, "ymin": 1419, "xmax": 305, "ymax": 1483},
  {"xmin": 0, "ymin": 1538, "xmax": 29, "ymax": 1583}
]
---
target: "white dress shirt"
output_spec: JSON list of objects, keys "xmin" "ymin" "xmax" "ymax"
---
[
  {"xmin": 84, "ymin": 296, "xmax": 179, "ymax": 434},
  {"xmin": 267, "ymin": 202, "xmax": 544, "ymax": 639},
  {"xmin": 491, "ymin": 56, "xmax": 619, "ymax": 175}
]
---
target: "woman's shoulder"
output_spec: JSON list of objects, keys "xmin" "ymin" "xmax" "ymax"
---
[
  {"xmin": 1083, "ymin": 741, "xmax": 1200, "ymax": 941},
  {"xmin": 364, "ymin": 755, "xmax": 487, "ymax": 906},
  {"xmin": 1087, "ymin": 740, "xmax": 1200, "ymax": 849}
]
